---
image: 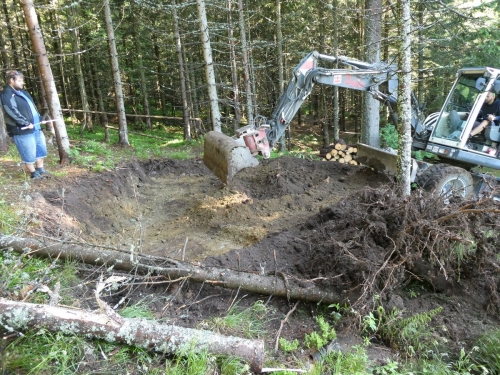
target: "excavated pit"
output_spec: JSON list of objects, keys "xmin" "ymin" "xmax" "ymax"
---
[{"xmin": 20, "ymin": 156, "xmax": 500, "ymax": 369}]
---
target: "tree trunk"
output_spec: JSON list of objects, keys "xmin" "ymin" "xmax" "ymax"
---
[
  {"xmin": 197, "ymin": 0, "xmax": 221, "ymax": 131},
  {"xmin": 153, "ymin": 40, "xmax": 169, "ymax": 118},
  {"xmin": 238, "ymin": 0, "xmax": 254, "ymax": 127},
  {"xmin": 417, "ymin": 1, "xmax": 424, "ymax": 105},
  {"xmin": 227, "ymin": 0, "xmax": 242, "ymax": 130},
  {"xmin": 89, "ymin": 60, "xmax": 110, "ymax": 142},
  {"xmin": 68, "ymin": 10, "xmax": 93, "ymax": 134},
  {"xmin": 332, "ymin": 0, "xmax": 340, "ymax": 142},
  {"xmin": 3, "ymin": 0, "xmax": 18, "ymax": 67},
  {"xmin": 133, "ymin": 12, "xmax": 151, "ymax": 129},
  {"xmin": 49, "ymin": 9, "xmax": 70, "ymax": 118},
  {"xmin": 361, "ymin": 0, "xmax": 382, "ymax": 148},
  {"xmin": 0, "ymin": 298, "xmax": 264, "ymax": 373},
  {"xmin": 102, "ymin": 0, "xmax": 129, "ymax": 146},
  {"xmin": 173, "ymin": 1, "xmax": 191, "ymax": 140},
  {"xmin": 0, "ymin": 235, "xmax": 343, "ymax": 306},
  {"xmin": 0, "ymin": 106, "xmax": 9, "ymax": 152},
  {"xmin": 0, "ymin": 28, "xmax": 9, "ymax": 69},
  {"xmin": 20, "ymin": 0, "xmax": 70, "ymax": 164},
  {"xmin": 396, "ymin": 0, "xmax": 412, "ymax": 196}
]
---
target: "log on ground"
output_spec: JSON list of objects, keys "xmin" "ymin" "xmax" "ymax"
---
[
  {"xmin": 0, "ymin": 235, "xmax": 342, "ymax": 305},
  {"xmin": 0, "ymin": 298, "xmax": 264, "ymax": 372}
]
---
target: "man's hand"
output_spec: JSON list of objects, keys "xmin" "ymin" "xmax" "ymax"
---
[{"xmin": 20, "ymin": 123, "xmax": 34, "ymax": 130}]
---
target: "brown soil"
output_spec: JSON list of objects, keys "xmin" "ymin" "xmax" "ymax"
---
[{"xmin": 8, "ymin": 155, "xmax": 500, "ymax": 371}]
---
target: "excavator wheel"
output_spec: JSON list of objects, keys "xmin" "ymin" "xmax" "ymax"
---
[{"xmin": 418, "ymin": 164, "xmax": 474, "ymax": 202}]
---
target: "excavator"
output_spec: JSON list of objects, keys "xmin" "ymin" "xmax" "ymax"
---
[{"xmin": 203, "ymin": 51, "xmax": 500, "ymax": 199}]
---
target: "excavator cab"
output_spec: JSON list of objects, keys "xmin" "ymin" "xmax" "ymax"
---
[{"xmin": 424, "ymin": 68, "xmax": 500, "ymax": 169}]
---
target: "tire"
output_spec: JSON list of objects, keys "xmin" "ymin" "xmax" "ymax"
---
[{"xmin": 418, "ymin": 164, "xmax": 474, "ymax": 201}]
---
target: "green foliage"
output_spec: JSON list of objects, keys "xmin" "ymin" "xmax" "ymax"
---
[
  {"xmin": 279, "ymin": 337, "xmax": 300, "ymax": 353},
  {"xmin": 3, "ymin": 329, "xmax": 88, "ymax": 374},
  {"xmin": 164, "ymin": 348, "xmax": 216, "ymax": 375},
  {"xmin": 312, "ymin": 346, "xmax": 371, "ymax": 375},
  {"xmin": 202, "ymin": 300, "xmax": 270, "ymax": 339},
  {"xmin": 216, "ymin": 356, "xmax": 250, "ymax": 375},
  {"xmin": 304, "ymin": 315, "xmax": 336, "ymax": 350},
  {"xmin": 0, "ymin": 198, "xmax": 20, "ymax": 234},
  {"xmin": 412, "ymin": 150, "xmax": 439, "ymax": 161},
  {"xmin": 68, "ymin": 145, "xmax": 115, "ymax": 171},
  {"xmin": 119, "ymin": 302, "xmax": 156, "ymax": 320},
  {"xmin": 363, "ymin": 303, "xmax": 442, "ymax": 358},
  {"xmin": 0, "ymin": 250, "xmax": 78, "ymax": 304},
  {"xmin": 452, "ymin": 240, "xmax": 476, "ymax": 282},
  {"xmin": 374, "ymin": 359, "xmax": 399, "ymax": 375},
  {"xmin": 472, "ymin": 329, "xmax": 500, "ymax": 374},
  {"xmin": 380, "ymin": 124, "xmax": 399, "ymax": 149}
]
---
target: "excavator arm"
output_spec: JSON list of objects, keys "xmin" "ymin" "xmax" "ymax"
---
[
  {"xmin": 262, "ymin": 51, "xmax": 400, "ymax": 149},
  {"xmin": 203, "ymin": 51, "xmax": 423, "ymax": 183}
]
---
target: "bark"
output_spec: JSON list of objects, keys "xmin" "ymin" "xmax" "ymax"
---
[
  {"xmin": 361, "ymin": 0, "xmax": 382, "ymax": 148},
  {"xmin": 90, "ymin": 61, "xmax": 109, "ymax": 141},
  {"xmin": 21, "ymin": 0, "xmax": 70, "ymax": 164},
  {"xmin": 68, "ymin": 10, "xmax": 93, "ymax": 133},
  {"xmin": 133, "ymin": 12, "xmax": 151, "ymax": 129},
  {"xmin": 102, "ymin": 0, "xmax": 129, "ymax": 146},
  {"xmin": 417, "ymin": 1, "xmax": 424, "ymax": 105},
  {"xmin": 173, "ymin": 1, "xmax": 191, "ymax": 140},
  {"xmin": 276, "ymin": 0, "xmax": 283, "ymax": 96},
  {"xmin": 153, "ymin": 32, "xmax": 168, "ymax": 118},
  {"xmin": 396, "ymin": 0, "xmax": 412, "ymax": 196},
  {"xmin": 332, "ymin": 0, "xmax": 340, "ymax": 142},
  {"xmin": 238, "ymin": 0, "xmax": 254, "ymax": 127},
  {"xmin": 0, "ymin": 298, "xmax": 264, "ymax": 373},
  {"xmin": 0, "ymin": 106, "xmax": 9, "ymax": 152},
  {"xmin": 49, "ymin": 9, "xmax": 70, "ymax": 116},
  {"xmin": 0, "ymin": 235, "xmax": 342, "ymax": 306},
  {"xmin": 197, "ymin": 0, "xmax": 221, "ymax": 131},
  {"xmin": 3, "ymin": 0, "xmax": 18, "ymax": 67},
  {"xmin": 0, "ymin": 28, "xmax": 9, "ymax": 69},
  {"xmin": 227, "ymin": 0, "xmax": 242, "ymax": 130}
]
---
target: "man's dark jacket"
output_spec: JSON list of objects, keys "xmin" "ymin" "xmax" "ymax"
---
[
  {"xmin": 479, "ymin": 97, "xmax": 500, "ymax": 125},
  {"xmin": 0, "ymin": 85, "xmax": 37, "ymax": 136}
]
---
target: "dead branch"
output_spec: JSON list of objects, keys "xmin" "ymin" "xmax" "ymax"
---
[
  {"xmin": 0, "ymin": 235, "xmax": 343, "ymax": 305},
  {"xmin": 0, "ymin": 297, "xmax": 264, "ymax": 372},
  {"xmin": 274, "ymin": 301, "xmax": 300, "ymax": 351}
]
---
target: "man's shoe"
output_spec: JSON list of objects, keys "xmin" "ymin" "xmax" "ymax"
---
[
  {"xmin": 30, "ymin": 171, "xmax": 43, "ymax": 179},
  {"xmin": 36, "ymin": 168, "xmax": 51, "ymax": 177}
]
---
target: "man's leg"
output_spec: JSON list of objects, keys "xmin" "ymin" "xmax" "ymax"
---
[
  {"xmin": 12, "ymin": 133, "xmax": 40, "ymax": 178},
  {"xmin": 470, "ymin": 119, "xmax": 490, "ymax": 137},
  {"xmin": 34, "ymin": 130, "xmax": 50, "ymax": 176}
]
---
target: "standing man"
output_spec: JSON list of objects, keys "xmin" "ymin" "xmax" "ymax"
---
[{"xmin": 0, "ymin": 70, "xmax": 50, "ymax": 179}]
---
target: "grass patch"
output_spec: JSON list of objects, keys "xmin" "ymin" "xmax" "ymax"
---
[
  {"xmin": 201, "ymin": 300, "xmax": 271, "ymax": 339},
  {"xmin": 65, "ymin": 122, "xmax": 202, "ymax": 170},
  {"xmin": 0, "ymin": 250, "xmax": 79, "ymax": 304},
  {"xmin": 3, "ymin": 330, "xmax": 89, "ymax": 374}
]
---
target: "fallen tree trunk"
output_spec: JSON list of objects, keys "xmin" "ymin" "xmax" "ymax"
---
[
  {"xmin": 0, "ymin": 298, "xmax": 264, "ymax": 372},
  {"xmin": 0, "ymin": 235, "xmax": 341, "ymax": 305}
]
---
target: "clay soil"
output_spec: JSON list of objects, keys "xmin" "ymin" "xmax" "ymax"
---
[{"xmin": 7, "ymin": 154, "xmax": 500, "ymax": 371}]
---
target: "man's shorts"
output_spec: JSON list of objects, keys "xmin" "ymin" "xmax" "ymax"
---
[{"xmin": 13, "ymin": 130, "xmax": 47, "ymax": 164}]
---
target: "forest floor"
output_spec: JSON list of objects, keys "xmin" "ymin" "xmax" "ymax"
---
[{"xmin": 2, "ymin": 138, "xmax": 500, "ymax": 372}]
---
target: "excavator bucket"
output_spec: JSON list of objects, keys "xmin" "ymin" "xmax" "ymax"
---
[
  {"xmin": 356, "ymin": 143, "xmax": 398, "ymax": 175},
  {"xmin": 203, "ymin": 131, "xmax": 259, "ymax": 184}
]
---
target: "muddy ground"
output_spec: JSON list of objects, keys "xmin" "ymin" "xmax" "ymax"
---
[{"xmin": 7, "ymin": 155, "xmax": 500, "ymax": 371}]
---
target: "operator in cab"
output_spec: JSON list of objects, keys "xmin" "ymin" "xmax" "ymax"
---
[{"xmin": 470, "ymin": 90, "xmax": 500, "ymax": 137}]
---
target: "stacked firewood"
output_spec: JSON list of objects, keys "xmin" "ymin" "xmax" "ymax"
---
[{"xmin": 319, "ymin": 140, "xmax": 359, "ymax": 165}]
